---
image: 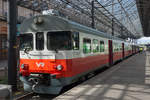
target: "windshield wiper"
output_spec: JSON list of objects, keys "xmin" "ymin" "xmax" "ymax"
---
[
  {"xmin": 24, "ymin": 48, "xmax": 30, "ymax": 54},
  {"xmin": 54, "ymin": 49, "xmax": 58, "ymax": 53}
]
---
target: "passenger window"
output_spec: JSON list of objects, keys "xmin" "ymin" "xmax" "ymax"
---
[
  {"xmin": 36, "ymin": 32, "xmax": 44, "ymax": 50},
  {"xmin": 83, "ymin": 38, "xmax": 91, "ymax": 54},
  {"xmin": 117, "ymin": 44, "xmax": 119, "ymax": 51},
  {"xmin": 93, "ymin": 39, "xmax": 99, "ymax": 53},
  {"xmin": 120, "ymin": 45, "xmax": 122, "ymax": 51},
  {"xmin": 100, "ymin": 41, "xmax": 105, "ymax": 52},
  {"xmin": 72, "ymin": 32, "xmax": 79, "ymax": 50},
  {"xmin": 114, "ymin": 43, "xmax": 118, "ymax": 52}
]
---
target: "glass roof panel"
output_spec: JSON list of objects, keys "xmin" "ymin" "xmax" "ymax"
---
[{"xmin": 16, "ymin": 0, "xmax": 142, "ymax": 39}]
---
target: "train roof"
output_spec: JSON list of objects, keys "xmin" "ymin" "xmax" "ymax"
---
[{"xmin": 20, "ymin": 15, "xmax": 123, "ymax": 41}]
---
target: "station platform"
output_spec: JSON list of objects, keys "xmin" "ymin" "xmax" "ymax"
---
[{"xmin": 54, "ymin": 52, "xmax": 150, "ymax": 100}]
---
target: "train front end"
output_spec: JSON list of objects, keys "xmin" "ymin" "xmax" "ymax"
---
[{"xmin": 19, "ymin": 15, "xmax": 74, "ymax": 94}]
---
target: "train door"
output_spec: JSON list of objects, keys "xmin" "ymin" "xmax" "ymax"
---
[
  {"xmin": 109, "ymin": 40, "xmax": 113, "ymax": 66},
  {"xmin": 122, "ymin": 43, "xmax": 125, "ymax": 59},
  {"xmin": 72, "ymin": 32, "xmax": 81, "ymax": 73}
]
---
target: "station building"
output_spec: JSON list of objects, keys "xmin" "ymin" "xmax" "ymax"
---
[{"xmin": 0, "ymin": 0, "xmax": 39, "ymax": 60}]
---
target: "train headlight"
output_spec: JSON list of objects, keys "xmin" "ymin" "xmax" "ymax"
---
[
  {"xmin": 21, "ymin": 64, "xmax": 24, "ymax": 69},
  {"xmin": 56, "ymin": 65, "xmax": 63, "ymax": 71},
  {"xmin": 21, "ymin": 64, "xmax": 29, "ymax": 70},
  {"xmin": 34, "ymin": 16, "xmax": 44, "ymax": 24}
]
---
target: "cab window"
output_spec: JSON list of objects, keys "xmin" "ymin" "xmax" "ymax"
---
[
  {"xmin": 47, "ymin": 31, "xmax": 72, "ymax": 50},
  {"xmin": 20, "ymin": 33, "xmax": 33, "ymax": 51}
]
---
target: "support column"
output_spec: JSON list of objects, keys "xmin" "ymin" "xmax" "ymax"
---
[
  {"xmin": 112, "ymin": 0, "xmax": 114, "ymax": 36},
  {"xmin": 8, "ymin": 0, "xmax": 17, "ymax": 91},
  {"xmin": 112, "ymin": 18, "xmax": 114, "ymax": 36},
  {"xmin": 91, "ymin": 0, "xmax": 95, "ymax": 29}
]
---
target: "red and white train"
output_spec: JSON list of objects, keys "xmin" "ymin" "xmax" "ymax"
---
[{"xmin": 19, "ymin": 15, "xmax": 139, "ymax": 94}]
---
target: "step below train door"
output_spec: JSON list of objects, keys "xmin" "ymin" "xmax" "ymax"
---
[{"xmin": 109, "ymin": 40, "xmax": 113, "ymax": 66}]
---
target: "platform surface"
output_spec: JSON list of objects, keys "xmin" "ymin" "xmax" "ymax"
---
[
  {"xmin": 0, "ymin": 84, "xmax": 12, "ymax": 100},
  {"xmin": 54, "ymin": 52, "xmax": 150, "ymax": 100}
]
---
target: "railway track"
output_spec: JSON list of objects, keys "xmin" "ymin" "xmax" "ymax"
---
[
  {"xmin": 15, "ymin": 92, "xmax": 57, "ymax": 100},
  {"xmin": 14, "ymin": 92, "xmax": 34, "ymax": 100}
]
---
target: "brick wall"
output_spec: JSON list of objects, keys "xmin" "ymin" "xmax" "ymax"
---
[
  {"xmin": 0, "ymin": 21, "xmax": 7, "ymax": 34},
  {"xmin": 0, "ymin": 0, "xmax": 7, "ymax": 60}
]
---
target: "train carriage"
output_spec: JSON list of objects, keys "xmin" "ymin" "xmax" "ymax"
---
[{"xmin": 19, "ymin": 15, "xmax": 138, "ymax": 94}]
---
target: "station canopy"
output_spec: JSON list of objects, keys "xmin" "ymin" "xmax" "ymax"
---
[
  {"xmin": 136, "ymin": 0, "xmax": 150, "ymax": 37},
  {"xmin": 16, "ymin": 0, "xmax": 143, "ymax": 39}
]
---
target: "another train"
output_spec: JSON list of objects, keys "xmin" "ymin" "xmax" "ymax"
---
[{"xmin": 19, "ymin": 15, "xmax": 139, "ymax": 94}]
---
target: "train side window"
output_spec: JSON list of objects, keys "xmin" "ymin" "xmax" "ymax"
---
[
  {"xmin": 93, "ymin": 39, "xmax": 99, "ymax": 53},
  {"xmin": 120, "ymin": 45, "xmax": 122, "ymax": 51},
  {"xmin": 83, "ymin": 38, "xmax": 91, "ymax": 54},
  {"xmin": 116, "ymin": 44, "xmax": 119, "ymax": 51},
  {"xmin": 114, "ymin": 43, "xmax": 118, "ymax": 52},
  {"xmin": 72, "ymin": 32, "xmax": 79, "ymax": 50},
  {"xmin": 100, "ymin": 41, "xmax": 105, "ymax": 52},
  {"xmin": 36, "ymin": 32, "xmax": 44, "ymax": 50}
]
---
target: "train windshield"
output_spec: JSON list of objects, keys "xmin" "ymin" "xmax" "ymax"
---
[
  {"xmin": 20, "ymin": 34, "xmax": 33, "ymax": 51},
  {"xmin": 47, "ymin": 31, "xmax": 72, "ymax": 50}
]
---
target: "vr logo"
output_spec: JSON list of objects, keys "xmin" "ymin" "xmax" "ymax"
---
[{"xmin": 36, "ymin": 62, "xmax": 45, "ymax": 67}]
